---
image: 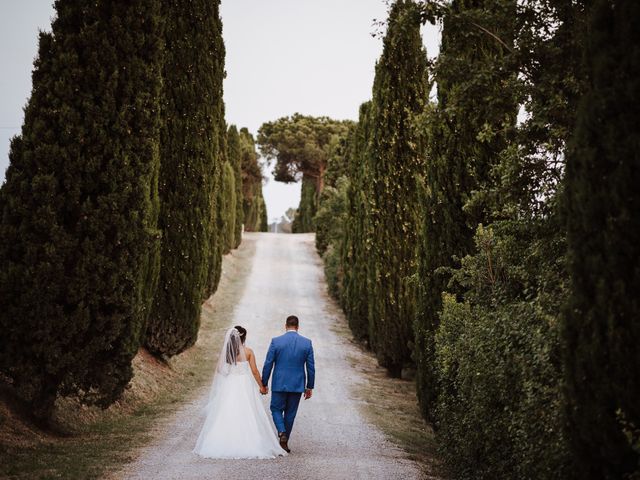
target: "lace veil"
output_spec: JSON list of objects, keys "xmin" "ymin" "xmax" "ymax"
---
[
  {"xmin": 216, "ymin": 327, "xmax": 247, "ymax": 375},
  {"xmin": 203, "ymin": 327, "xmax": 247, "ymax": 412}
]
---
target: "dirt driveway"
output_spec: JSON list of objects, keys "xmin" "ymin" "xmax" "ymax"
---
[{"xmin": 111, "ymin": 233, "xmax": 424, "ymax": 480}]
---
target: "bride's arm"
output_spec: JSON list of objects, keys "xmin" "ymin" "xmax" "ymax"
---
[{"xmin": 246, "ymin": 348, "xmax": 267, "ymax": 392}]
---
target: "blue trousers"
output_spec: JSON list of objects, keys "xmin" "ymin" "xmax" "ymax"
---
[{"xmin": 270, "ymin": 391, "xmax": 302, "ymax": 439}]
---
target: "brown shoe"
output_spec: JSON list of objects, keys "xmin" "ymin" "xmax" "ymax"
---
[{"xmin": 279, "ymin": 432, "xmax": 291, "ymax": 453}]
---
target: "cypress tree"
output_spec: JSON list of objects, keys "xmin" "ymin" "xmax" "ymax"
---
[
  {"xmin": 227, "ymin": 125, "xmax": 244, "ymax": 248},
  {"xmin": 341, "ymin": 102, "xmax": 373, "ymax": 342},
  {"xmin": 0, "ymin": 0, "xmax": 163, "ymax": 419},
  {"xmin": 220, "ymin": 161, "xmax": 237, "ymax": 254},
  {"xmin": 259, "ymin": 197, "xmax": 268, "ymax": 232},
  {"xmin": 414, "ymin": 0, "xmax": 517, "ymax": 420},
  {"xmin": 564, "ymin": 0, "xmax": 640, "ymax": 476},
  {"xmin": 243, "ymin": 188, "xmax": 267, "ymax": 233},
  {"xmin": 206, "ymin": 117, "xmax": 228, "ymax": 297},
  {"xmin": 239, "ymin": 128, "xmax": 265, "ymax": 232},
  {"xmin": 316, "ymin": 131, "xmax": 352, "ymax": 255},
  {"xmin": 366, "ymin": 0, "xmax": 429, "ymax": 377},
  {"xmin": 292, "ymin": 177, "xmax": 316, "ymax": 233},
  {"xmin": 145, "ymin": 0, "xmax": 225, "ymax": 357}
]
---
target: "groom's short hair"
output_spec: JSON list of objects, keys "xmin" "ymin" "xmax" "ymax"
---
[{"xmin": 286, "ymin": 315, "xmax": 299, "ymax": 328}]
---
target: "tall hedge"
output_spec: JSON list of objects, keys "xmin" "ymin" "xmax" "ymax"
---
[
  {"xmin": 0, "ymin": 0, "xmax": 163, "ymax": 419},
  {"xmin": 564, "ymin": 0, "xmax": 640, "ymax": 476},
  {"xmin": 312, "ymin": 0, "xmax": 638, "ymax": 478},
  {"xmin": 366, "ymin": 0, "xmax": 429, "ymax": 377},
  {"xmin": 145, "ymin": 0, "xmax": 225, "ymax": 357},
  {"xmin": 317, "ymin": 176, "xmax": 350, "ymax": 299}
]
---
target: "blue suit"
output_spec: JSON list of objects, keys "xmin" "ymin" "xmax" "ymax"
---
[{"xmin": 261, "ymin": 331, "xmax": 315, "ymax": 439}]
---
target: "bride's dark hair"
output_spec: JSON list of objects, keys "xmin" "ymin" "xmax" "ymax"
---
[{"xmin": 234, "ymin": 325, "xmax": 247, "ymax": 344}]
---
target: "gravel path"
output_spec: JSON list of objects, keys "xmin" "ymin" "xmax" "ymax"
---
[{"xmin": 112, "ymin": 233, "xmax": 424, "ymax": 480}]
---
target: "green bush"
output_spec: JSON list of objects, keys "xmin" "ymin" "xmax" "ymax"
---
[
  {"xmin": 259, "ymin": 197, "xmax": 268, "ymax": 232},
  {"xmin": 315, "ymin": 131, "xmax": 351, "ymax": 254},
  {"xmin": 205, "ymin": 131, "xmax": 225, "ymax": 298},
  {"xmin": 323, "ymin": 244, "xmax": 342, "ymax": 300},
  {"xmin": 435, "ymin": 224, "xmax": 572, "ymax": 480}
]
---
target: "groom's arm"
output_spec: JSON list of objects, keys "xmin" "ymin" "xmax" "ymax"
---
[
  {"xmin": 305, "ymin": 341, "xmax": 315, "ymax": 390},
  {"xmin": 261, "ymin": 339, "xmax": 276, "ymax": 388}
]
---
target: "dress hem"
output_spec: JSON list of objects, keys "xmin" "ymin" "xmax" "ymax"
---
[{"xmin": 193, "ymin": 450, "xmax": 287, "ymax": 460}]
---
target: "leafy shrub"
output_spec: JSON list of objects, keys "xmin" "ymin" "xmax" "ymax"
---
[{"xmin": 435, "ymin": 224, "xmax": 572, "ymax": 480}]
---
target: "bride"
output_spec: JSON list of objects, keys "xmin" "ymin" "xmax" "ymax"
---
[{"xmin": 193, "ymin": 326, "xmax": 287, "ymax": 459}]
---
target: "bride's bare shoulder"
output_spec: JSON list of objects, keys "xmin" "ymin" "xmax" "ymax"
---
[{"xmin": 244, "ymin": 346, "xmax": 254, "ymax": 357}]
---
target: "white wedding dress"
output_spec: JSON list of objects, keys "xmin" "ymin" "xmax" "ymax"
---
[{"xmin": 193, "ymin": 328, "xmax": 286, "ymax": 459}]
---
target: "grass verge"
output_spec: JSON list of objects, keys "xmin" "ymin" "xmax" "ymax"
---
[{"xmin": 325, "ymin": 294, "xmax": 446, "ymax": 479}]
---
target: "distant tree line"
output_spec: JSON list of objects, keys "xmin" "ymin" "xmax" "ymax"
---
[
  {"xmin": 316, "ymin": 1, "xmax": 639, "ymax": 479},
  {"xmin": 0, "ymin": 0, "xmax": 265, "ymax": 423}
]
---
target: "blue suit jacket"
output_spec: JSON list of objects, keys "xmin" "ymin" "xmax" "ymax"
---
[{"xmin": 261, "ymin": 331, "xmax": 315, "ymax": 393}]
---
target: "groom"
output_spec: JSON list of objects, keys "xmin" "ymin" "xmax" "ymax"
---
[{"xmin": 261, "ymin": 315, "xmax": 315, "ymax": 453}]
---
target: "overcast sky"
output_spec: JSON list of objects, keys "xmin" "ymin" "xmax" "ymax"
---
[{"xmin": 1, "ymin": 1, "xmax": 439, "ymax": 222}]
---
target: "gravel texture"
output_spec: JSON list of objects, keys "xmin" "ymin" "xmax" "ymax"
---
[{"xmin": 111, "ymin": 233, "xmax": 424, "ymax": 480}]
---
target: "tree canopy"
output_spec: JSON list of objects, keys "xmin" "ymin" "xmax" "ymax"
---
[{"xmin": 257, "ymin": 114, "xmax": 353, "ymax": 191}]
